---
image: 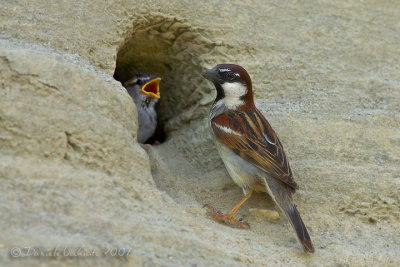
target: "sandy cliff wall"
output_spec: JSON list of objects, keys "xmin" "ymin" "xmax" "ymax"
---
[{"xmin": 1, "ymin": 0, "xmax": 399, "ymax": 266}]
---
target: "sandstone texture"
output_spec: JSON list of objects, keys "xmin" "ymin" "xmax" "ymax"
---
[{"xmin": 1, "ymin": 0, "xmax": 399, "ymax": 266}]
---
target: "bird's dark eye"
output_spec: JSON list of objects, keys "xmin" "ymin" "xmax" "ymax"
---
[
  {"xmin": 136, "ymin": 79, "xmax": 143, "ymax": 85},
  {"xmin": 226, "ymin": 72, "xmax": 236, "ymax": 81}
]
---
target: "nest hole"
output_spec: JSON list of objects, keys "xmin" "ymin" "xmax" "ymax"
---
[{"xmin": 113, "ymin": 16, "xmax": 215, "ymax": 144}]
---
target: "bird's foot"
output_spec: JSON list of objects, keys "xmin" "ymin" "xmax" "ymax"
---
[{"xmin": 203, "ymin": 204, "xmax": 250, "ymax": 228}]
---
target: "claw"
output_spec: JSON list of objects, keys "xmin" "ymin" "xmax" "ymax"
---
[
  {"xmin": 203, "ymin": 204, "xmax": 250, "ymax": 228},
  {"xmin": 203, "ymin": 189, "xmax": 254, "ymax": 228}
]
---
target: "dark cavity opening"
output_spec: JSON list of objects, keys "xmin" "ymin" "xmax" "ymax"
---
[{"xmin": 113, "ymin": 15, "xmax": 215, "ymax": 144}]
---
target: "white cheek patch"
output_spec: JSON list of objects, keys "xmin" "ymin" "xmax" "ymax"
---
[
  {"xmin": 214, "ymin": 123, "xmax": 242, "ymax": 137},
  {"xmin": 221, "ymin": 82, "xmax": 247, "ymax": 109}
]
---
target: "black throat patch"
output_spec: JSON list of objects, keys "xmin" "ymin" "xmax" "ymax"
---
[{"xmin": 213, "ymin": 82, "xmax": 225, "ymax": 102}]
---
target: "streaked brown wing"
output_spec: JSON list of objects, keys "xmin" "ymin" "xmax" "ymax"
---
[{"xmin": 211, "ymin": 109, "xmax": 298, "ymax": 191}]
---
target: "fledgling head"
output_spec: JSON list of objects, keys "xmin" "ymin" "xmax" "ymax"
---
[
  {"xmin": 202, "ymin": 64, "xmax": 254, "ymax": 110},
  {"xmin": 124, "ymin": 72, "xmax": 161, "ymax": 109}
]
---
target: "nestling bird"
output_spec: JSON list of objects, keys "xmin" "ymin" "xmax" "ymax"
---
[
  {"xmin": 202, "ymin": 64, "xmax": 315, "ymax": 253},
  {"xmin": 124, "ymin": 73, "xmax": 161, "ymax": 143}
]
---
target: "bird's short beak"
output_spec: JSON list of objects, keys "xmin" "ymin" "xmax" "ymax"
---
[
  {"xmin": 141, "ymin": 77, "xmax": 161, "ymax": 99},
  {"xmin": 202, "ymin": 69, "xmax": 217, "ymax": 82}
]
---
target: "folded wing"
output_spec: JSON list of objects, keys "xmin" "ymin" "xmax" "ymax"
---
[{"xmin": 211, "ymin": 109, "xmax": 298, "ymax": 192}]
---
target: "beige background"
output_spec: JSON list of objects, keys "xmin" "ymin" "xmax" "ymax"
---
[{"xmin": 1, "ymin": 0, "xmax": 399, "ymax": 266}]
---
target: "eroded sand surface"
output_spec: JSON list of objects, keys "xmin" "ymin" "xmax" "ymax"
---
[{"xmin": 1, "ymin": 1, "xmax": 399, "ymax": 266}]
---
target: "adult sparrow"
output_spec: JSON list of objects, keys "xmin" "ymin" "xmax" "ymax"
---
[
  {"xmin": 202, "ymin": 64, "xmax": 314, "ymax": 253},
  {"xmin": 124, "ymin": 73, "xmax": 161, "ymax": 143}
]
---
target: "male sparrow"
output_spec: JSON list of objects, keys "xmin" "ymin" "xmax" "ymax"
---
[
  {"xmin": 202, "ymin": 64, "xmax": 315, "ymax": 253},
  {"xmin": 124, "ymin": 73, "xmax": 161, "ymax": 143}
]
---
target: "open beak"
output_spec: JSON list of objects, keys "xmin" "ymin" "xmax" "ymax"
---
[{"xmin": 142, "ymin": 77, "xmax": 161, "ymax": 99}]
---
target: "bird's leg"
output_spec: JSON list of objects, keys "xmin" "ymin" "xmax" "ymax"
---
[{"xmin": 204, "ymin": 187, "xmax": 254, "ymax": 228}]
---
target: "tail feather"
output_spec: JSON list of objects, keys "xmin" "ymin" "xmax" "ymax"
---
[
  {"xmin": 263, "ymin": 176, "xmax": 315, "ymax": 252},
  {"xmin": 284, "ymin": 204, "xmax": 315, "ymax": 253}
]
